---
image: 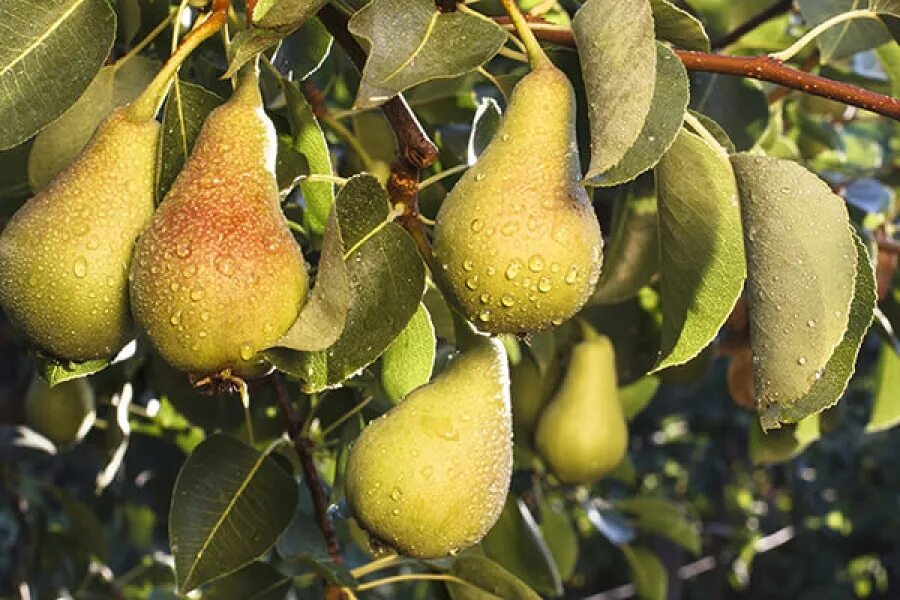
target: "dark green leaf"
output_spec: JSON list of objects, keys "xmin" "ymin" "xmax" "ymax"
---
[
  {"xmin": 272, "ymin": 17, "xmax": 333, "ymax": 81},
  {"xmin": 616, "ymin": 497, "xmax": 700, "ymax": 554},
  {"xmin": 202, "ymin": 562, "xmax": 291, "ymax": 600},
  {"xmin": 348, "ymin": 0, "xmax": 506, "ymax": 108},
  {"xmin": 573, "ymin": 0, "xmax": 657, "ymax": 178},
  {"xmin": 448, "ymin": 555, "xmax": 542, "ymax": 600},
  {"xmin": 539, "ymin": 498, "xmax": 579, "ymax": 582},
  {"xmin": 622, "ymin": 545, "xmax": 667, "ymax": 600},
  {"xmin": 797, "ymin": 0, "xmax": 890, "ymax": 64},
  {"xmin": 170, "ymin": 434, "xmax": 299, "ymax": 592},
  {"xmin": 0, "ymin": 0, "xmax": 116, "ymax": 149},
  {"xmin": 252, "ymin": 0, "xmax": 327, "ymax": 30},
  {"xmin": 650, "ymin": 0, "xmax": 711, "ymax": 51},
  {"xmin": 689, "ymin": 73, "xmax": 768, "ymax": 151},
  {"xmin": 380, "ymin": 303, "xmax": 436, "ymax": 402},
  {"xmin": 470, "ymin": 97, "xmax": 502, "ymax": 161}
]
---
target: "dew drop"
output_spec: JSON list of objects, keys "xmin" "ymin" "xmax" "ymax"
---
[
  {"xmin": 565, "ymin": 267, "xmax": 578, "ymax": 284},
  {"xmin": 505, "ymin": 260, "xmax": 522, "ymax": 280},
  {"xmin": 501, "ymin": 222, "xmax": 517, "ymax": 236},
  {"xmin": 170, "ymin": 282, "xmax": 180, "ymax": 293},
  {"xmin": 391, "ymin": 508, "xmax": 401, "ymax": 516},
  {"xmin": 176, "ymin": 243, "xmax": 191, "ymax": 258},
  {"xmin": 73, "ymin": 256, "xmax": 88, "ymax": 278},
  {"xmin": 480, "ymin": 293, "xmax": 491, "ymax": 304},
  {"xmin": 501, "ymin": 133, "xmax": 510, "ymax": 141},
  {"xmin": 169, "ymin": 312, "xmax": 181, "ymax": 326},
  {"xmin": 465, "ymin": 275, "xmax": 479, "ymax": 290},
  {"xmin": 389, "ymin": 487, "xmax": 403, "ymax": 502},
  {"xmin": 538, "ymin": 277, "xmax": 552, "ymax": 293},
  {"xmin": 501, "ymin": 294, "xmax": 515, "ymax": 307},
  {"xmin": 528, "ymin": 254, "xmax": 545, "ymax": 272},
  {"xmin": 478, "ymin": 310, "xmax": 491, "ymax": 322},
  {"xmin": 240, "ymin": 344, "xmax": 254, "ymax": 361},
  {"xmin": 462, "ymin": 259, "xmax": 475, "ymax": 272},
  {"xmin": 190, "ymin": 288, "xmax": 204, "ymax": 301},
  {"xmin": 475, "ymin": 172, "xmax": 486, "ymax": 181},
  {"xmin": 807, "ymin": 320, "xmax": 816, "ymax": 328},
  {"xmin": 215, "ymin": 256, "xmax": 233, "ymax": 276},
  {"xmin": 200, "ymin": 311, "xmax": 211, "ymax": 322},
  {"xmin": 797, "ymin": 356, "xmax": 807, "ymax": 366},
  {"xmin": 471, "ymin": 218, "xmax": 484, "ymax": 232}
]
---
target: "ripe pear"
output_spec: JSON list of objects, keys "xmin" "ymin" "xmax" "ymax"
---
[
  {"xmin": 432, "ymin": 46, "xmax": 602, "ymax": 334},
  {"xmin": 0, "ymin": 107, "xmax": 159, "ymax": 361},
  {"xmin": 25, "ymin": 376, "xmax": 95, "ymax": 448},
  {"xmin": 536, "ymin": 334, "xmax": 628, "ymax": 484},
  {"xmin": 129, "ymin": 68, "xmax": 308, "ymax": 378},
  {"xmin": 345, "ymin": 335, "xmax": 513, "ymax": 558}
]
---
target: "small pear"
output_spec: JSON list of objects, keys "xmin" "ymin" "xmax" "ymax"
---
[
  {"xmin": 25, "ymin": 376, "xmax": 96, "ymax": 448},
  {"xmin": 345, "ymin": 336, "xmax": 512, "ymax": 558},
  {"xmin": 432, "ymin": 35, "xmax": 602, "ymax": 334},
  {"xmin": 129, "ymin": 68, "xmax": 308, "ymax": 378},
  {"xmin": 510, "ymin": 352, "xmax": 563, "ymax": 446},
  {"xmin": 536, "ymin": 334, "xmax": 627, "ymax": 484},
  {"xmin": 0, "ymin": 107, "xmax": 159, "ymax": 360}
]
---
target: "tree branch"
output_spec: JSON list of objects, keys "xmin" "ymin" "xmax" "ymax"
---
[
  {"xmin": 496, "ymin": 20, "xmax": 900, "ymax": 121},
  {"xmin": 270, "ymin": 374, "xmax": 344, "ymax": 567},
  {"xmin": 710, "ymin": 0, "xmax": 793, "ymax": 50}
]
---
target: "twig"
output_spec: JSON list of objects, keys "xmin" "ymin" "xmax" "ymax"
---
[
  {"xmin": 710, "ymin": 0, "xmax": 793, "ymax": 50},
  {"xmin": 767, "ymin": 50, "xmax": 819, "ymax": 104},
  {"xmin": 495, "ymin": 19, "xmax": 900, "ymax": 121},
  {"xmin": 877, "ymin": 236, "xmax": 900, "ymax": 255},
  {"xmin": 270, "ymin": 374, "xmax": 344, "ymax": 566}
]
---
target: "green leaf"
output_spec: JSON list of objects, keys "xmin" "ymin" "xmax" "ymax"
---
[
  {"xmin": 252, "ymin": 0, "xmax": 327, "ymax": 30},
  {"xmin": 590, "ymin": 175, "xmax": 659, "ymax": 304},
  {"xmin": 573, "ymin": 0, "xmax": 657, "ymax": 179},
  {"xmin": 867, "ymin": 345, "xmax": 900, "ymax": 432},
  {"xmin": 653, "ymin": 129, "xmax": 745, "ymax": 371},
  {"xmin": 348, "ymin": 0, "xmax": 506, "ymax": 109},
  {"xmin": 616, "ymin": 497, "xmax": 700, "ymax": 555},
  {"xmin": 619, "ymin": 375, "xmax": 661, "ymax": 420},
  {"xmin": 622, "ymin": 545, "xmax": 667, "ymax": 600},
  {"xmin": 35, "ymin": 354, "xmax": 110, "ymax": 387},
  {"xmin": 749, "ymin": 414, "xmax": 820, "ymax": 464},
  {"xmin": 273, "ymin": 208, "xmax": 350, "ymax": 352},
  {"xmin": 280, "ymin": 77, "xmax": 334, "ymax": 239},
  {"xmin": 649, "ymin": 0, "xmax": 711, "ymax": 51},
  {"xmin": 797, "ymin": 0, "xmax": 890, "ymax": 64},
  {"xmin": 156, "ymin": 79, "xmax": 223, "ymax": 201},
  {"xmin": 170, "ymin": 434, "xmax": 299, "ymax": 592},
  {"xmin": 731, "ymin": 154, "xmax": 876, "ymax": 429},
  {"xmin": 480, "ymin": 497, "xmax": 563, "ymax": 597},
  {"xmin": 380, "ymin": 303, "xmax": 436, "ymax": 402},
  {"xmin": 590, "ymin": 43, "xmax": 688, "ymax": 187},
  {"xmin": 0, "ymin": 141, "xmax": 32, "ymax": 203},
  {"xmin": 539, "ymin": 497, "xmax": 579, "ymax": 582},
  {"xmin": 272, "ymin": 17, "xmax": 333, "ymax": 81},
  {"xmin": 688, "ymin": 110, "xmax": 736, "ymax": 154},
  {"xmin": 690, "ymin": 74, "xmax": 768, "ymax": 151},
  {"xmin": 28, "ymin": 56, "xmax": 158, "ymax": 191},
  {"xmin": 470, "ymin": 97, "xmax": 502, "ymax": 161},
  {"xmin": 447, "ymin": 555, "xmax": 542, "ymax": 600},
  {"xmin": 202, "ymin": 562, "xmax": 291, "ymax": 600},
  {"xmin": 0, "ymin": 0, "xmax": 116, "ymax": 149},
  {"xmin": 871, "ymin": 0, "xmax": 900, "ymax": 17}
]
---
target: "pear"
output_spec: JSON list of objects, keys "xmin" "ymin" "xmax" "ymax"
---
[
  {"xmin": 25, "ymin": 376, "xmax": 95, "ymax": 448},
  {"xmin": 129, "ymin": 68, "xmax": 308, "ymax": 379},
  {"xmin": 345, "ymin": 335, "xmax": 512, "ymax": 558},
  {"xmin": 432, "ymin": 22, "xmax": 602, "ymax": 334},
  {"xmin": 510, "ymin": 352, "xmax": 563, "ymax": 446},
  {"xmin": 535, "ymin": 334, "xmax": 627, "ymax": 484}
]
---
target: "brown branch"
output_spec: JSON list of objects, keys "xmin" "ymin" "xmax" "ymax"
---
[
  {"xmin": 710, "ymin": 0, "xmax": 793, "ymax": 50},
  {"xmin": 878, "ymin": 236, "xmax": 900, "ymax": 255},
  {"xmin": 497, "ymin": 20, "xmax": 900, "ymax": 121},
  {"xmin": 270, "ymin": 374, "xmax": 345, "ymax": 568}
]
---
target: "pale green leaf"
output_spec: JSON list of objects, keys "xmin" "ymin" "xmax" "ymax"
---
[
  {"xmin": 170, "ymin": 435, "xmax": 298, "ymax": 592},
  {"xmin": 0, "ymin": 0, "xmax": 116, "ymax": 149},
  {"xmin": 380, "ymin": 303, "xmax": 436, "ymax": 402},
  {"xmin": 732, "ymin": 154, "xmax": 876, "ymax": 429},
  {"xmin": 348, "ymin": 0, "xmax": 506, "ymax": 109},
  {"xmin": 619, "ymin": 375, "xmax": 661, "ymax": 420},
  {"xmin": 616, "ymin": 497, "xmax": 700, "ymax": 555},
  {"xmin": 590, "ymin": 43, "xmax": 688, "ymax": 187},
  {"xmin": 447, "ymin": 555, "xmax": 541, "ymax": 600},
  {"xmin": 797, "ymin": 0, "xmax": 890, "ymax": 64},
  {"xmin": 622, "ymin": 545, "xmax": 667, "ymax": 600},
  {"xmin": 749, "ymin": 414, "xmax": 821, "ymax": 464},
  {"xmin": 654, "ymin": 129, "xmax": 745, "ymax": 371},
  {"xmin": 573, "ymin": 0, "xmax": 657, "ymax": 178},
  {"xmin": 650, "ymin": 0, "xmax": 711, "ymax": 51},
  {"xmin": 36, "ymin": 354, "xmax": 109, "ymax": 387},
  {"xmin": 867, "ymin": 345, "xmax": 900, "ymax": 432}
]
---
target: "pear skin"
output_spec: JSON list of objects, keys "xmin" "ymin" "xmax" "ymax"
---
[
  {"xmin": 129, "ymin": 70, "xmax": 308, "ymax": 378},
  {"xmin": 433, "ymin": 61, "xmax": 602, "ymax": 334},
  {"xmin": 345, "ymin": 336, "xmax": 512, "ymax": 558},
  {"xmin": 25, "ymin": 376, "xmax": 96, "ymax": 448},
  {"xmin": 536, "ymin": 335, "xmax": 628, "ymax": 484},
  {"xmin": 0, "ymin": 109, "xmax": 159, "ymax": 360}
]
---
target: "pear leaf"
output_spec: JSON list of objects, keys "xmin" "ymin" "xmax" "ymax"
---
[
  {"xmin": 573, "ymin": 0, "xmax": 657, "ymax": 179},
  {"xmin": 380, "ymin": 303, "xmax": 436, "ymax": 402},
  {"xmin": 690, "ymin": 74, "xmax": 768, "ymax": 151},
  {"xmin": 654, "ymin": 129, "xmax": 745, "ymax": 371},
  {"xmin": 797, "ymin": 0, "xmax": 890, "ymax": 64},
  {"xmin": 749, "ymin": 414, "xmax": 821, "ymax": 465},
  {"xmin": 732, "ymin": 154, "xmax": 876, "ymax": 429},
  {"xmin": 622, "ymin": 545, "xmax": 667, "ymax": 600},
  {"xmin": 867, "ymin": 345, "xmax": 900, "ymax": 432},
  {"xmin": 649, "ymin": 0, "xmax": 710, "ymax": 51},
  {"xmin": 170, "ymin": 434, "xmax": 298, "ymax": 593},
  {"xmin": 252, "ymin": 0, "xmax": 326, "ymax": 30},
  {"xmin": 227, "ymin": 16, "xmax": 332, "ymax": 80},
  {"xmin": 616, "ymin": 497, "xmax": 700, "ymax": 555},
  {"xmin": 280, "ymin": 77, "xmax": 334, "ymax": 239},
  {"xmin": 29, "ymin": 56, "xmax": 159, "ymax": 191},
  {"xmin": 201, "ymin": 562, "xmax": 292, "ymax": 600},
  {"xmin": 447, "ymin": 555, "xmax": 541, "ymax": 600},
  {"xmin": 469, "ymin": 97, "xmax": 502, "ymax": 162},
  {"xmin": 156, "ymin": 79, "xmax": 223, "ymax": 201},
  {"xmin": 619, "ymin": 375, "xmax": 661, "ymax": 420},
  {"xmin": 538, "ymin": 498, "xmax": 579, "ymax": 582},
  {"xmin": 590, "ymin": 43, "xmax": 688, "ymax": 187},
  {"xmin": 348, "ymin": 0, "xmax": 506, "ymax": 109},
  {"xmin": 36, "ymin": 354, "xmax": 110, "ymax": 387},
  {"xmin": 0, "ymin": 0, "xmax": 116, "ymax": 149}
]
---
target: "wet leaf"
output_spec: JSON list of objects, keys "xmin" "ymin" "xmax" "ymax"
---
[{"xmin": 380, "ymin": 303, "xmax": 436, "ymax": 402}]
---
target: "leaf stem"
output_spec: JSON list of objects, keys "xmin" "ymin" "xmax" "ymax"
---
[
  {"xmin": 113, "ymin": 11, "xmax": 177, "ymax": 72},
  {"xmin": 319, "ymin": 395, "xmax": 374, "ymax": 438},
  {"xmin": 419, "ymin": 164, "xmax": 469, "ymax": 191},
  {"xmin": 303, "ymin": 174, "xmax": 349, "ymax": 186},
  {"xmin": 497, "ymin": 46, "xmax": 530, "ymax": 64},
  {"xmin": 496, "ymin": 0, "xmax": 549, "ymax": 68},
  {"xmin": 354, "ymin": 573, "xmax": 472, "ymax": 592},
  {"xmin": 349, "ymin": 553, "xmax": 400, "ymax": 579},
  {"xmin": 683, "ymin": 112, "xmax": 727, "ymax": 156},
  {"xmin": 236, "ymin": 378, "xmax": 255, "ymax": 446},
  {"xmin": 770, "ymin": 9, "xmax": 878, "ymax": 63}
]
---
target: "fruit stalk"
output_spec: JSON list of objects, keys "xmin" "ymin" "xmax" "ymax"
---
[{"xmin": 497, "ymin": 0, "xmax": 550, "ymax": 68}]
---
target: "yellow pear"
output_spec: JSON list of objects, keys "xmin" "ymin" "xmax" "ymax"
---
[
  {"xmin": 345, "ymin": 335, "xmax": 512, "ymax": 558},
  {"xmin": 129, "ymin": 68, "xmax": 308, "ymax": 378},
  {"xmin": 536, "ymin": 334, "xmax": 628, "ymax": 484}
]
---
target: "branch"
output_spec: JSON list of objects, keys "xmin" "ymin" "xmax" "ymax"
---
[
  {"xmin": 710, "ymin": 0, "xmax": 793, "ymax": 50},
  {"xmin": 496, "ymin": 20, "xmax": 900, "ymax": 121},
  {"xmin": 270, "ymin": 374, "xmax": 344, "ymax": 567},
  {"xmin": 878, "ymin": 236, "xmax": 900, "ymax": 255}
]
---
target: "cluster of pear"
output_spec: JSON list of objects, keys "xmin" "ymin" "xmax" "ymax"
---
[{"xmin": 0, "ymin": 59, "xmax": 308, "ymax": 379}]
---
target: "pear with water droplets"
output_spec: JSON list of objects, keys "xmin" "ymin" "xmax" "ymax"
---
[
  {"xmin": 129, "ymin": 68, "xmax": 308, "ymax": 379},
  {"xmin": 345, "ymin": 335, "xmax": 512, "ymax": 558},
  {"xmin": 432, "ymin": 37, "xmax": 602, "ymax": 334},
  {"xmin": 536, "ymin": 333, "xmax": 628, "ymax": 484}
]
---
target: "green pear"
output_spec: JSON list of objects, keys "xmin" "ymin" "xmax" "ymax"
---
[
  {"xmin": 345, "ymin": 335, "xmax": 512, "ymax": 558},
  {"xmin": 25, "ymin": 376, "xmax": 95, "ymax": 448},
  {"xmin": 0, "ymin": 107, "xmax": 159, "ymax": 360},
  {"xmin": 129, "ymin": 68, "xmax": 308, "ymax": 378},
  {"xmin": 536, "ymin": 335, "xmax": 628, "ymax": 484},
  {"xmin": 432, "ymin": 41, "xmax": 602, "ymax": 334},
  {"xmin": 510, "ymin": 352, "xmax": 564, "ymax": 446}
]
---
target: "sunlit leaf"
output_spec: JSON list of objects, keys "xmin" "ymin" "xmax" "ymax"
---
[
  {"xmin": 380, "ymin": 303, "xmax": 435, "ymax": 402},
  {"xmin": 622, "ymin": 545, "xmax": 667, "ymax": 600},
  {"xmin": 866, "ymin": 344, "xmax": 900, "ymax": 432},
  {"xmin": 448, "ymin": 554, "xmax": 542, "ymax": 600},
  {"xmin": 650, "ymin": 0, "xmax": 711, "ymax": 51}
]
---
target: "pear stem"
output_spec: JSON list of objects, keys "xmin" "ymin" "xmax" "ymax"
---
[
  {"xmin": 349, "ymin": 554, "xmax": 400, "ymax": 579},
  {"xmin": 496, "ymin": 0, "xmax": 549, "ymax": 68},
  {"xmin": 354, "ymin": 573, "xmax": 477, "ymax": 593},
  {"xmin": 125, "ymin": 0, "xmax": 229, "ymax": 121}
]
